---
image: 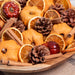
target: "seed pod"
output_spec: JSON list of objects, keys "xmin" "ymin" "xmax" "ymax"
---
[{"xmin": 1, "ymin": 0, "xmax": 21, "ymax": 19}]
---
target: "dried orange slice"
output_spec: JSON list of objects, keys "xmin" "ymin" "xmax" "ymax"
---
[
  {"xmin": 28, "ymin": 16, "xmax": 41, "ymax": 29},
  {"xmin": 26, "ymin": 0, "xmax": 54, "ymax": 12},
  {"xmin": 19, "ymin": 44, "xmax": 33, "ymax": 63},
  {"xmin": 2, "ymin": 27, "xmax": 23, "ymax": 41},
  {"xmin": 44, "ymin": 10, "xmax": 60, "ymax": 20},
  {"xmin": 67, "ymin": 41, "xmax": 75, "ymax": 49},
  {"xmin": 20, "ymin": 6, "xmax": 43, "ymax": 26},
  {"xmin": 54, "ymin": 0, "xmax": 71, "ymax": 10},
  {"xmin": 45, "ymin": 34, "xmax": 65, "ymax": 51}
]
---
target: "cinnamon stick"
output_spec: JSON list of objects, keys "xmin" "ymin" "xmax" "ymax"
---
[
  {"xmin": 0, "ymin": 60, "xmax": 32, "ymax": 66},
  {"xmin": 44, "ymin": 53, "xmax": 63, "ymax": 61},
  {"xmin": 0, "ymin": 53, "xmax": 63, "ymax": 66},
  {"xmin": 67, "ymin": 27, "xmax": 75, "ymax": 38},
  {"xmin": 0, "ymin": 18, "xmax": 17, "ymax": 37},
  {"xmin": 6, "ymin": 29, "xmax": 24, "ymax": 46},
  {"xmin": 51, "ymin": 17, "xmax": 62, "ymax": 24}
]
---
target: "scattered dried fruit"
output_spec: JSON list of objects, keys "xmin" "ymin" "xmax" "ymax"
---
[
  {"xmin": 43, "ymin": 41, "xmax": 60, "ymax": 54},
  {"xmin": 22, "ymin": 29, "xmax": 43, "ymax": 46},
  {"xmin": 20, "ymin": 6, "xmax": 43, "ymax": 26},
  {"xmin": 19, "ymin": 44, "xmax": 33, "ymax": 63},
  {"xmin": 44, "ymin": 9, "xmax": 60, "ymax": 20},
  {"xmin": 2, "ymin": 1, "xmax": 21, "ymax": 18},
  {"xmin": 67, "ymin": 41, "xmax": 75, "ymax": 49},
  {"xmin": 54, "ymin": 0, "xmax": 71, "ymax": 9},
  {"xmin": 26, "ymin": 0, "xmax": 54, "ymax": 12},
  {"xmin": 2, "ymin": 27, "xmax": 23, "ymax": 42},
  {"xmin": 28, "ymin": 16, "xmax": 41, "ymax": 29},
  {"xmin": 45, "ymin": 34, "xmax": 65, "ymax": 51},
  {"xmin": 51, "ymin": 23, "xmax": 74, "ymax": 46},
  {"xmin": 48, "ymin": 41, "xmax": 60, "ymax": 54},
  {"xmin": 0, "ymin": 40, "xmax": 20, "ymax": 61}
]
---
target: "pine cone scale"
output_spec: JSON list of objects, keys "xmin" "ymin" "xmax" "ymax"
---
[
  {"xmin": 35, "ymin": 17, "xmax": 53, "ymax": 36},
  {"xmin": 29, "ymin": 45, "xmax": 50, "ymax": 64},
  {"xmin": 61, "ymin": 9, "xmax": 75, "ymax": 27}
]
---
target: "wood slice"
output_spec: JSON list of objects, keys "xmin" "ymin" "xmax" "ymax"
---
[{"xmin": 0, "ymin": 52, "xmax": 75, "ymax": 73}]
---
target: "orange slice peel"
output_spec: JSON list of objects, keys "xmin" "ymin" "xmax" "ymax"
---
[
  {"xmin": 1, "ymin": 27, "xmax": 23, "ymax": 42},
  {"xmin": 44, "ymin": 10, "xmax": 60, "ymax": 20},
  {"xmin": 28, "ymin": 16, "xmax": 41, "ymax": 29},
  {"xmin": 19, "ymin": 44, "xmax": 33, "ymax": 63},
  {"xmin": 45, "ymin": 34, "xmax": 65, "ymax": 51}
]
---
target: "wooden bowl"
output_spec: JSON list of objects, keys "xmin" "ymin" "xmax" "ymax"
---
[
  {"xmin": 0, "ymin": 3, "xmax": 75, "ymax": 74},
  {"xmin": 0, "ymin": 52, "xmax": 75, "ymax": 73}
]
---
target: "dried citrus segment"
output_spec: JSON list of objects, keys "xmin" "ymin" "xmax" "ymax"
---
[
  {"xmin": 20, "ymin": 6, "xmax": 43, "ymax": 26},
  {"xmin": 67, "ymin": 41, "xmax": 75, "ymax": 49},
  {"xmin": 45, "ymin": 34, "xmax": 65, "ymax": 51},
  {"xmin": 27, "ymin": 0, "xmax": 54, "ymax": 12},
  {"xmin": 27, "ymin": 0, "xmax": 44, "ymax": 10},
  {"xmin": 28, "ymin": 16, "xmax": 41, "ymax": 29},
  {"xmin": 54, "ymin": 0, "xmax": 71, "ymax": 9},
  {"xmin": 19, "ymin": 44, "xmax": 33, "ymax": 63},
  {"xmin": 2, "ymin": 27, "xmax": 23, "ymax": 41},
  {"xmin": 44, "ymin": 10, "xmax": 60, "ymax": 20}
]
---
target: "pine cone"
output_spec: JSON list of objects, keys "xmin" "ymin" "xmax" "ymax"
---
[
  {"xmin": 16, "ymin": 0, "xmax": 28, "ymax": 9},
  {"xmin": 35, "ymin": 17, "xmax": 53, "ymax": 36},
  {"xmin": 12, "ymin": 20, "xmax": 25, "ymax": 32},
  {"xmin": 49, "ymin": 3, "xmax": 65, "ymax": 14},
  {"xmin": 61, "ymin": 9, "xmax": 75, "ymax": 27},
  {"xmin": 29, "ymin": 45, "xmax": 50, "ymax": 64}
]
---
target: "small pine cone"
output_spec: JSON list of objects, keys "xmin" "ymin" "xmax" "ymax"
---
[
  {"xmin": 61, "ymin": 9, "xmax": 75, "ymax": 27},
  {"xmin": 29, "ymin": 45, "xmax": 50, "ymax": 64},
  {"xmin": 49, "ymin": 3, "xmax": 65, "ymax": 14},
  {"xmin": 35, "ymin": 17, "xmax": 53, "ymax": 36},
  {"xmin": 16, "ymin": 0, "xmax": 28, "ymax": 9},
  {"xmin": 12, "ymin": 20, "xmax": 25, "ymax": 32}
]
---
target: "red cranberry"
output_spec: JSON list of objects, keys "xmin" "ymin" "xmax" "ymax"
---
[
  {"xmin": 3, "ymin": 2, "xmax": 20, "ymax": 18},
  {"xmin": 42, "ymin": 41, "xmax": 60, "ymax": 54},
  {"xmin": 48, "ymin": 41, "xmax": 60, "ymax": 54}
]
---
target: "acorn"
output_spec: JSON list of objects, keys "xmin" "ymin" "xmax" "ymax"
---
[{"xmin": 1, "ymin": 0, "xmax": 21, "ymax": 18}]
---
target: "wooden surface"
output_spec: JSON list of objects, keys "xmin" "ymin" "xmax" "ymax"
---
[{"xmin": 0, "ymin": 52, "xmax": 75, "ymax": 73}]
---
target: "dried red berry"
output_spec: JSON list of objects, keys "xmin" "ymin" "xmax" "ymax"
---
[
  {"xmin": 48, "ymin": 41, "xmax": 60, "ymax": 54},
  {"xmin": 3, "ymin": 2, "xmax": 20, "ymax": 18}
]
